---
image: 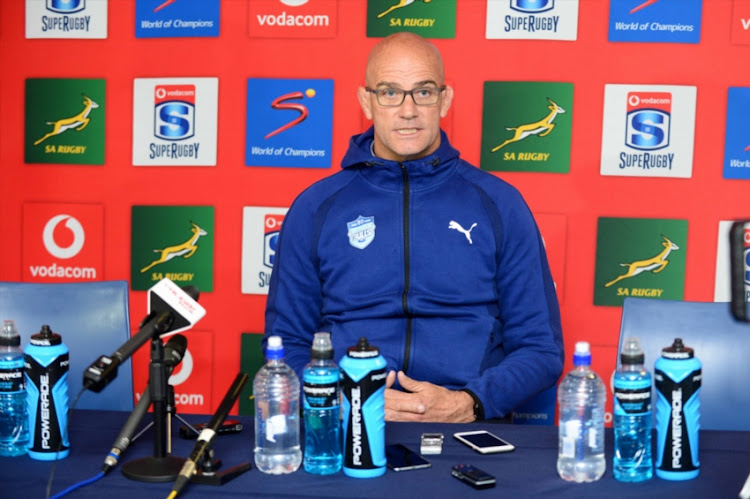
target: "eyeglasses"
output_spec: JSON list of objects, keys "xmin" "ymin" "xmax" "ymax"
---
[{"xmin": 365, "ymin": 86, "xmax": 446, "ymax": 107}]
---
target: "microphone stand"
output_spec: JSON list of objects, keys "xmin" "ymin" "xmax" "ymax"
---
[{"xmin": 122, "ymin": 335, "xmax": 186, "ymax": 482}]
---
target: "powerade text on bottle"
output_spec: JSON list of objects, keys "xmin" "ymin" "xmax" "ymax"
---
[
  {"xmin": 24, "ymin": 325, "xmax": 70, "ymax": 460},
  {"xmin": 613, "ymin": 336, "xmax": 653, "ymax": 482},
  {"xmin": 0, "ymin": 320, "xmax": 29, "ymax": 456},
  {"xmin": 654, "ymin": 337, "xmax": 701, "ymax": 481},
  {"xmin": 557, "ymin": 341, "xmax": 606, "ymax": 483},
  {"xmin": 303, "ymin": 332, "xmax": 342, "ymax": 475},
  {"xmin": 340, "ymin": 337, "xmax": 386, "ymax": 478}
]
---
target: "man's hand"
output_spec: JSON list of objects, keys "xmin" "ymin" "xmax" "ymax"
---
[{"xmin": 384, "ymin": 370, "xmax": 475, "ymax": 423}]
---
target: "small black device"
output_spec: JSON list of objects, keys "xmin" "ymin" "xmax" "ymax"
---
[
  {"xmin": 179, "ymin": 419, "xmax": 243, "ymax": 440},
  {"xmin": 385, "ymin": 444, "xmax": 432, "ymax": 472},
  {"xmin": 453, "ymin": 430, "xmax": 515, "ymax": 454},
  {"xmin": 451, "ymin": 464, "xmax": 496, "ymax": 489}
]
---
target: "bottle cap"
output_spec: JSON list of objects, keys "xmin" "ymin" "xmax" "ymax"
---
[
  {"xmin": 265, "ymin": 335, "xmax": 284, "ymax": 360},
  {"xmin": 30, "ymin": 325, "xmax": 62, "ymax": 347},
  {"xmin": 572, "ymin": 341, "xmax": 591, "ymax": 366},
  {"xmin": 661, "ymin": 337, "xmax": 694, "ymax": 360},
  {"xmin": 310, "ymin": 332, "xmax": 333, "ymax": 360},
  {"xmin": 620, "ymin": 336, "xmax": 645, "ymax": 365},
  {"xmin": 347, "ymin": 337, "xmax": 380, "ymax": 359},
  {"xmin": 0, "ymin": 320, "xmax": 20, "ymax": 347}
]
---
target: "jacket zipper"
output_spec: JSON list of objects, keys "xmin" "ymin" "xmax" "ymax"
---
[{"xmin": 399, "ymin": 163, "xmax": 412, "ymax": 374}]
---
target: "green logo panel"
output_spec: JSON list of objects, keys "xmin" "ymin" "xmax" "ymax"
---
[
  {"xmin": 593, "ymin": 217, "xmax": 688, "ymax": 307},
  {"xmin": 131, "ymin": 206, "xmax": 214, "ymax": 291},
  {"xmin": 239, "ymin": 332, "xmax": 265, "ymax": 416},
  {"xmin": 366, "ymin": 0, "xmax": 456, "ymax": 38},
  {"xmin": 480, "ymin": 81, "xmax": 572, "ymax": 173},
  {"xmin": 25, "ymin": 78, "xmax": 106, "ymax": 165}
]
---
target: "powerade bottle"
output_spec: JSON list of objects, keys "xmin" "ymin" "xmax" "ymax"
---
[
  {"xmin": 0, "ymin": 320, "xmax": 29, "ymax": 456},
  {"xmin": 613, "ymin": 337, "xmax": 653, "ymax": 482},
  {"xmin": 654, "ymin": 337, "xmax": 701, "ymax": 481},
  {"xmin": 340, "ymin": 337, "xmax": 387, "ymax": 478},
  {"xmin": 303, "ymin": 332, "xmax": 342, "ymax": 475},
  {"xmin": 24, "ymin": 325, "xmax": 70, "ymax": 461}
]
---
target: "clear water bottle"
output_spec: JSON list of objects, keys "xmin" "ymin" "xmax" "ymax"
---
[
  {"xmin": 0, "ymin": 320, "xmax": 29, "ymax": 456},
  {"xmin": 557, "ymin": 341, "xmax": 606, "ymax": 483},
  {"xmin": 303, "ymin": 332, "xmax": 342, "ymax": 475},
  {"xmin": 253, "ymin": 335, "xmax": 301, "ymax": 474},
  {"xmin": 613, "ymin": 337, "xmax": 653, "ymax": 482}
]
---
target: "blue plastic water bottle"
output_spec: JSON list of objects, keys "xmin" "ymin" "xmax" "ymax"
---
[
  {"xmin": 654, "ymin": 337, "xmax": 701, "ymax": 480},
  {"xmin": 340, "ymin": 337, "xmax": 387, "ymax": 478},
  {"xmin": 24, "ymin": 325, "xmax": 70, "ymax": 461},
  {"xmin": 0, "ymin": 320, "xmax": 29, "ymax": 456}
]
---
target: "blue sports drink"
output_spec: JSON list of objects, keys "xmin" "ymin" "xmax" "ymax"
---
[
  {"xmin": 654, "ymin": 337, "xmax": 701, "ymax": 481},
  {"xmin": 0, "ymin": 320, "xmax": 29, "ymax": 457},
  {"xmin": 303, "ymin": 332, "xmax": 342, "ymax": 475},
  {"xmin": 340, "ymin": 337, "xmax": 387, "ymax": 478},
  {"xmin": 24, "ymin": 325, "xmax": 70, "ymax": 461}
]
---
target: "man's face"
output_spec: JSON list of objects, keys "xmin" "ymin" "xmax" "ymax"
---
[{"xmin": 358, "ymin": 42, "xmax": 453, "ymax": 163}]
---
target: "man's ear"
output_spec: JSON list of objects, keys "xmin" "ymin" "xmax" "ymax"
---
[
  {"xmin": 357, "ymin": 86, "xmax": 373, "ymax": 120},
  {"xmin": 440, "ymin": 85, "xmax": 454, "ymax": 119}
]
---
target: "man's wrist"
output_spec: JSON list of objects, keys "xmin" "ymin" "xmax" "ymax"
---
[{"xmin": 459, "ymin": 388, "xmax": 485, "ymax": 421}]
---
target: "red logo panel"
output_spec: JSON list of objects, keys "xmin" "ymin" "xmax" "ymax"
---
[
  {"xmin": 534, "ymin": 213, "xmax": 567, "ymax": 304},
  {"xmin": 732, "ymin": 0, "xmax": 750, "ymax": 45}
]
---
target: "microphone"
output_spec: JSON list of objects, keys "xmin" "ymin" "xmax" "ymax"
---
[
  {"xmin": 168, "ymin": 372, "xmax": 249, "ymax": 499},
  {"xmin": 83, "ymin": 278, "xmax": 205, "ymax": 393},
  {"xmin": 102, "ymin": 334, "xmax": 188, "ymax": 475}
]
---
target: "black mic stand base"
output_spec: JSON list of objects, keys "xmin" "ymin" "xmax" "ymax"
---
[
  {"xmin": 191, "ymin": 461, "xmax": 252, "ymax": 486},
  {"xmin": 121, "ymin": 455, "xmax": 187, "ymax": 483}
]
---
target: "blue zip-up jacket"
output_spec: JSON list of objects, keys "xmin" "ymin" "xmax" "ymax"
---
[{"xmin": 264, "ymin": 128, "xmax": 564, "ymax": 419}]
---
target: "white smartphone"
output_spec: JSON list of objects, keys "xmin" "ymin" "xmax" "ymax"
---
[{"xmin": 453, "ymin": 430, "xmax": 515, "ymax": 454}]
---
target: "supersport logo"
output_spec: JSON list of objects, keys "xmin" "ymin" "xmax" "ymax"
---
[
  {"xmin": 154, "ymin": 0, "xmax": 178, "ymax": 13},
  {"xmin": 264, "ymin": 89, "xmax": 315, "ymax": 139},
  {"xmin": 629, "ymin": 0, "xmax": 660, "ymax": 15}
]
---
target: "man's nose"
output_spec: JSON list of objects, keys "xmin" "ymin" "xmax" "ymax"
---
[{"xmin": 399, "ymin": 93, "xmax": 419, "ymax": 117}]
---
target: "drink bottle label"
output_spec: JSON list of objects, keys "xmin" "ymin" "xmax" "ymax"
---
[
  {"xmin": 614, "ymin": 386, "xmax": 651, "ymax": 415},
  {"xmin": 0, "ymin": 362, "xmax": 25, "ymax": 392},
  {"xmin": 25, "ymin": 352, "xmax": 69, "ymax": 453},
  {"xmin": 341, "ymin": 367, "xmax": 386, "ymax": 469},
  {"xmin": 303, "ymin": 381, "xmax": 339, "ymax": 408},
  {"xmin": 655, "ymin": 367, "xmax": 701, "ymax": 472}
]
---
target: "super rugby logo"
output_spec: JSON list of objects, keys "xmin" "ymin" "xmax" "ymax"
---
[
  {"xmin": 263, "ymin": 214, "xmax": 284, "ymax": 268},
  {"xmin": 264, "ymin": 89, "xmax": 315, "ymax": 139},
  {"xmin": 150, "ymin": 84, "xmax": 201, "ymax": 160},
  {"xmin": 619, "ymin": 91, "xmax": 675, "ymax": 171},
  {"xmin": 511, "ymin": 0, "xmax": 554, "ymax": 13},
  {"xmin": 47, "ymin": 0, "xmax": 85, "ymax": 14},
  {"xmin": 43, "ymin": 215, "xmax": 85, "ymax": 259}
]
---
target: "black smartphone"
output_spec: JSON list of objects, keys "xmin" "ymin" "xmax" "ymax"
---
[
  {"xmin": 385, "ymin": 443, "xmax": 432, "ymax": 472},
  {"xmin": 453, "ymin": 430, "xmax": 515, "ymax": 454},
  {"xmin": 178, "ymin": 419, "xmax": 243, "ymax": 440},
  {"xmin": 452, "ymin": 464, "xmax": 496, "ymax": 489}
]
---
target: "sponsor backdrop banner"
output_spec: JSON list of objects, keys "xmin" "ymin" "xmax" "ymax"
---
[
  {"xmin": 366, "ymin": 0, "xmax": 456, "ymax": 38},
  {"xmin": 25, "ymin": 78, "xmax": 106, "ymax": 165},
  {"xmin": 130, "ymin": 205, "xmax": 214, "ymax": 291},
  {"xmin": 245, "ymin": 78, "xmax": 334, "ymax": 168},
  {"xmin": 248, "ymin": 0, "xmax": 338, "ymax": 38},
  {"xmin": 732, "ymin": 0, "xmax": 750, "ymax": 44},
  {"xmin": 608, "ymin": 0, "xmax": 702, "ymax": 44},
  {"xmin": 714, "ymin": 220, "xmax": 750, "ymax": 303},
  {"xmin": 534, "ymin": 213, "xmax": 568, "ymax": 304},
  {"xmin": 481, "ymin": 81, "xmax": 573, "ymax": 173},
  {"xmin": 22, "ymin": 203, "xmax": 104, "ymax": 282},
  {"xmin": 25, "ymin": 0, "xmax": 108, "ymax": 39},
  {"xmin": 486, "ymin": 0, "xmax": 579, "ymax": 40},
  {"xmin": 132, "ymin": 77, "xmax": 219, "ymax": 166},
  {"xmin": 723, "ymin": 87, "xmax": 750, "ymax": 179},
  {"xmin": 600, "ymin": 84, "xmax": 696, "ymax": 178},
  {"xmin": 239, "ymin": 332, "xmax": 265, "ymax": 416},
  {"xmin": 593, "ymin": 217, "xmax": 688, "ymax": 306},
  {"xmin": 135, "ymin": 0, "xmax": 220, "ymax": 38},
  {"xmin": 242, "ymin": 206, "xmax": 289, "ymax": 295}
]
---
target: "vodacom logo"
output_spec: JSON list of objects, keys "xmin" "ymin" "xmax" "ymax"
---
[
  {"xmin": 43, "ymin": 214, "xmax": 85, "ymax": 259},
  {"xmin": 280, "ymin": 0, "xmax": 309, "ymax": 6},
  {"xmin": 168, "ymin": 348, "xmax": 194, "ymax": 386}
]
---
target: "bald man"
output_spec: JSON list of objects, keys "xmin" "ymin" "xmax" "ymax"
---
[{"xmin": 264, "ymin": 33, "xmax": 563, "ymax": 423}]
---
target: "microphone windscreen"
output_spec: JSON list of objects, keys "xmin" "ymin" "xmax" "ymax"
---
[
  {"xmin": 164, "ymin": 334, "xmax": 188, "ymax": 368},
  {"xmin": 181, "ymin": 285, "xmax": 200, "ymax": 302}
]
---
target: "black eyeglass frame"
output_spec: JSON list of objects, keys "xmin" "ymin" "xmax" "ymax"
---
[{"xmin": 364, "ymin": 85, "xmax": 447, "ymax": 107}]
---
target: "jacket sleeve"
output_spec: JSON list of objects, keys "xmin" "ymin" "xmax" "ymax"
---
[
  {"xmin": 263, "ymin": 193, "xmax": 324, "ymax": 380},
  {"xmin": 463, "ymin": 192, "xmax": 564, "ymax": 419}
]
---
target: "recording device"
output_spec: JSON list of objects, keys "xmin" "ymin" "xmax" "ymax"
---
[
  {"xmin": 83, "ymin": 279, "xmax": 205, "ymax": 393},
  {"xmin": 101, "ymin": 334, "xmax": 187, "ymax": 475},
  {"xmin": 179, "ymin": 420, "xmax": 243, "ymax": 440},
  {"xmin": 729, "ymin": 220, "xmax": 750, "ymax": 322},
  {"xmin": 453, "ymin": 430, "xmax": 515, "ymax": 454},
  {"xmin": 420, "ymin": 432, "xmax": 444, "ymax": 455},
  {"xmin": 385, "ymin": 444, "xmax": 431, "ymax": 472},
  {"xmin": 451, "ymin": 464, "xmax": 496, "ymax": 489},
  {"xmin": 169, "ymin": 372, "xmax": 249, "ymax": 499}
]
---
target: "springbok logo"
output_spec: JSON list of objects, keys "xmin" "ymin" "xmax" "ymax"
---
[
  {"xmin": 34, "ymin": 94, "xmax": 99, "ymax": 146},
  {"xmin": 140, "ymin": 221, "xmax": 208, "ymax": 273},
  {"xmin": 449, "ymin": 220, "xmax": 477, "ymax": 245},
  {"xmin": 264, "ymin": 89, "xmax": 315, "ymax": 139},
  {"xmin": 378, "ymin": 0, "xmax": 431, "ymax": 18},
  {"xmin": 491, "ymin": 98, "xmax": 565, "ymax": 152},
  {"xmin": 43, "ymin": 215, "xmax": 85, "ymax": 259},
  {"xmin": 629, "ymin": 0, "xmax": 660, "ymax": 15},
  {"xmin": 605, "ymin": 234, "xmax": 679, "ymax": 287}
]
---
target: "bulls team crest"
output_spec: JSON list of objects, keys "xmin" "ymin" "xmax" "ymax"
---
[
  {"xmin": 242, "ymin": 206, "xmax": 289, "ymax": 295},
  {"xmin": 347, "ymin": 216, "xmax": 376, "ymax": 250},
  {"xmin": 600, "ymin": 84, "xmax": 696, "ymax": 178},
  {"xmin": 132, "ymin": 78, "xmax": 218, "ymax": 166},
  {"xmin": 22, "ymin": 202, "xmax": 104, "ymax": 282}
]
